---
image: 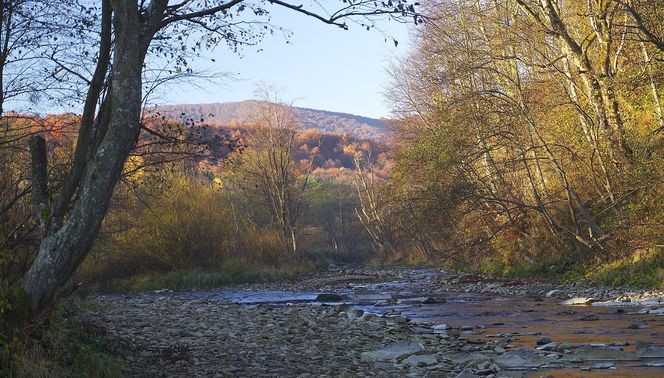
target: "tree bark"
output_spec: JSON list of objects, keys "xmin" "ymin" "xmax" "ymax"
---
[
  {"xmin": 29, "ymin": 135, "xmax": 49, "ymax": 238},
  {"xmin": 21, "ymin": 0, "xmax": 144, "ymax": 313}
]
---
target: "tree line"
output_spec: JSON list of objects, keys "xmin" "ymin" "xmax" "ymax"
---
[{"xmin": 373, "ymin": 0, "xmax": 663, "ymax": 276}]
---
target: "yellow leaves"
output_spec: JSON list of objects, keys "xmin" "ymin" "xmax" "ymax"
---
[
  {"xmin": 123, "ymin": 155, "xmax": 144, "ymax": 183},
  {"xmin": 213, "ymin": 177, "xmax": 223, "ymax": 189}
]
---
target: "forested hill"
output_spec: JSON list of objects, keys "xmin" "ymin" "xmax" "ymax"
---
[{"xmin": 154, "ymin": 100, "xmax": 389, "ymax": 142}]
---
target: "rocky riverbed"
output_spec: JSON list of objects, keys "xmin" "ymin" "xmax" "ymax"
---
[{"xmin": 85, "ymin": 267, "xmax": 664, "ymax": 377}]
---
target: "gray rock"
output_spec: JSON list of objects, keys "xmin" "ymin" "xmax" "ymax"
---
[
  {"xmin": 536, "ymin": 337, "xmax": 552, "ymax": 345},
  {"xmin": 494, "ymin": 350, "xmax": 551, "ymax": 368},
  {"xmin": 454, "ymin": 368, "xmax": 478, "ymax": 378},
  {"xmin": 432, "ymin": 323, "xmax": 450, "ymax": 331},
  {"xmin": 545, "ymin": 289, "xmax": 563, "ymax": 297},
  {"xmin": 536, "ymin": 342, "xmax": 557, "ymax": 351},
  {"xmin": 581, "ymin": 361, "xmax": 614, "ymax": 369},
  {"xmin": 636, "ymin": 342, "xmax": 664, "ymax": 358},
  {"xmin": 360, "ymin": 340, "xmax": 425, "ymax": 361},
  {"xmin": 555, "ymin": 342, "xmax": 573, "ymax": 351},
  {"xmin": 422, "ymin": 296, "xmax": 446, "ymax": 304},
  {"xmin": 562, "ymin": 297, "xmax": 596, "ymax": 305},
  {"xmin": 650, "ymin": 307, "xmax": 664, "ymax": 315},
  {"xmin": 402, "ymin": 354, "xmax": 438, "ymax": 366},
  {"xmin": 560, "ymin": 346, "xmax": 638, "ymax": 362},
  {"xmin": 315, "ymin": 293, "xmax": 349, "ymax": 302}
]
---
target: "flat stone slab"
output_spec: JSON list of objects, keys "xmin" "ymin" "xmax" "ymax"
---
[
  {"xmin": 636, "ymin": 342, "xmax": 664, "ymax": 358},
  {"xmin": 402, "ymin": 354, "xmax": 438, "ymax": 366},
  {"xmin": 560, "ymin": 346, "xmax": 638, "ymax": 362},
  {"xmin": 494, "ymin": 349, "xmax": 551, "ymax": 368},
  {"xmin": 360, "ymin": 340, "xmax": 425, "ymax": 361}
]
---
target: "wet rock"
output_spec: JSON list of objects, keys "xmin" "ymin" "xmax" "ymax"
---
[
  {"xmin": 432, "ymin": 324, "xmax": 450, "ymax": 331},
  {"xmin": 333, "ymin": 303, "xmax": 350, "ymax": 313},
  {"xmin": 562, "ymin": 297, "xmax": 596, "ymax": 306},
  {"xmin": 360, "ymin": 313, "xmax": 376, "ymax": 321},
  {"xmin": 495, "ymin": 349, "xmax": 550, "ymax": 368},
  {"xmin": 545, "ymin": 289, "xmax": 563, "ymax": 297},
  {"xmin": 422, "ymin": 296, "xmax": 446, "ymax": 304},
  {"xmin": 315, "ymin": 293, "xmax": 349, "ymax": 302},
  {"xmin": 345, "ymin": 309, "xmax": 364, "ymax": 319},
  {"xmin": 536, "ymin": 342, "xmax": 557, "ymax": 351},
  {"xmin": 636, "ymin": 342, "xmax": 664, "ymax": 358},
  {"xmin": 560, "ymin": 346, "xmax": 638, "ymax": 362},
  {"xmin": 360, "ymin": 340, "xmax": 424, "ymax": 361},
  {"xmin": 454, "ymin": 368, "xmax": 476, "ymax": 378},
  {"xmin": 580, "ymin": 314, "xmax": 599, "ymax": 321},
  {"xmin": 651, "ymin": 307, "xmax": 664, "ymax": 315},
  {"xmin": 628, "ymin": 322, "xmax": 649, "ymax": 329},
  {"xmin": 581, "ymin": 361, "xmax": 614, "ymax": 369},
  {"xmin": 536, "ymin": 337, "xmax": 552, "ymax": 345},
  {"xmin": 555, "ymin": 342, "xmax": 573, "ymax": 352}
]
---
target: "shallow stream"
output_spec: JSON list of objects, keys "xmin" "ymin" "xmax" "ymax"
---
[{"xmin": 153, "ymin": 269, "xmax": 664, "ymax": 377}]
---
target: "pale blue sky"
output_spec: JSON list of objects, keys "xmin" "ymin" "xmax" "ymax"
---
[{"xmin": 156, "ymin": 8, "xmax": 414, "ymax": 119}]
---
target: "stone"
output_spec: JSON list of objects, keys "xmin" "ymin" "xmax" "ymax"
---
[
  {"xmin": 422, "ymin": 297, "xmax": 446, "ymax": 304},
  {"xmin": 333, "ymin": 303, "xmax": 350, "ymax": 313},
  {"xmin": 560, "ymin": 346, "xmax": 638, "ymax": 362},
  {"xmin": 536, "ymin": 337, "xmax": 552, "ymax": 345},
  {"xmin": 360, "ymin": 313, "xmax": 376, "ymax": 321},
  {"xmin": 636, "ymin": 342, "xmax": 664, "ymax": 358},
  {"xmin": 432, "ymin": 324, "xmax": 450, "ymax": 331},
  {"xmin": 536, "ymin": 342, "xmax": 557, "ymax": 351},
  {"xmin": 562, "ymin": 297, "xmax": 596, "ymax": 306},
  {"xmin": 545, "ymin": 289, "xmax": 562, "ymax": 297},
  {"xmin": 555, "ymin": 342, "xmax": 573, "ymax": 352},
  {"xmin": 493, "ymin": 346, "xmax": 505, "ymax": 354},
  {"xmin": 315, "ymin": 293, "xmax": 349, "ymax": 302},
  {"xmin": 360, "ymin": 341, "xmax": 425, "ymax": 361},
  {"xmin": 402, "ymin": 354, "xmax": 438, "ymax": 366},
  {"xmin": 650, "ymin": 307, "xmax": 664, "ymax": 315},
  {"xmin": 454, "ymin": 368, "xmax": 476, "ymax": 378},
  {"xmin": 580, "ymin": 314, "xmax": 599, "ymax": 321},
  {"xmin": 495, "ymin": 350, "xmax": 550, "ymax": 368},
  {"xmin": 581, "ymin": 361, "xmax": 614, "ymax": 369}
]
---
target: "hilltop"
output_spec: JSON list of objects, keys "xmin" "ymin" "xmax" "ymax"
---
[{"xmin": 153, "ymin": 100, "xmax": 390, "ymax": 142}]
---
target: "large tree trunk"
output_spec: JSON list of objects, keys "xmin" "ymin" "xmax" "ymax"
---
[{"xmin": 21, "ymin": 0, "xmax": 144, "ymax": 313}]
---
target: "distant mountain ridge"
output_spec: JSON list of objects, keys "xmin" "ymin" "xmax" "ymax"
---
[{"xmin": 154, "ymin": 100, "xmax": 389, "ymax": 142}]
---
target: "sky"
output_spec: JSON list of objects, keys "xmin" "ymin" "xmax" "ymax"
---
[{"xmin": 155, "ymin": 8, "xmax": 415, "ymax": 119}]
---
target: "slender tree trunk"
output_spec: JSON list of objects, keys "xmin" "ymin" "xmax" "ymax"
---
[
  {"xmin": 640, "ymin": 42, "xmax": 664, "ymax": 134},
  {"xmin": 21, "ymin": 0, "xmax": 144, "ymax": 313}
]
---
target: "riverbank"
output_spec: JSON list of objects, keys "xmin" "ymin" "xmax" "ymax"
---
[{"xmin": 83, "ymin": 267, "xmax": 664, "ymax": 377}]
